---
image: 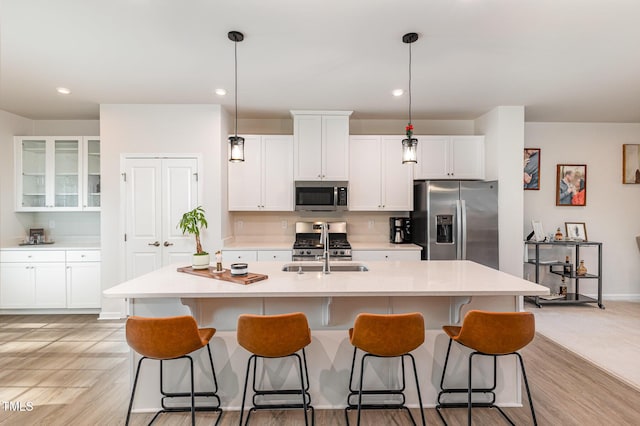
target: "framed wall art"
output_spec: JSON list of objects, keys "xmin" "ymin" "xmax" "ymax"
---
[
  {"xmin": 524, "ymin": 148, "xmax": 540, "ymax": 190},
  {"xmin": 565, "ymin": 222, "xmax": 587, "ymax": 241},
  {"xmin": 556, "ymin": 164, "xmax": 587, "ymax": 206},
  {"xmin": 623, "ymin": 144, "xmax": 640, "ymax": 184}
]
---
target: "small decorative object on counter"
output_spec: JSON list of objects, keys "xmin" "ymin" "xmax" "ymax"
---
[
  {"xmin": 230, "ymin": 263, "xmax": 248, "ymax": 276},
  {"xmin": 215, "ymin": 250, "xmax": 223, "ymax": 272},
  {"xmin": 576, "ymin": 260, "xmax": 587, "ymax": 276},
  {"xmin": 554, "ymin": 228, "xmax": 563, "ymax": 240},
  {"xmin": 559, "ymin": 284, "xmax": 567, "ymax": 296},
  {"xmin": 563, "ymin": 256, "xmax": 572, "ymax": 275}
]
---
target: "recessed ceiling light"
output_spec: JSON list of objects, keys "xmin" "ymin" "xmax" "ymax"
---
[
  {"xmin": 215, "ymin": 88, "xmax": 227, "ymax": 96},
  {"xmin": 56, "ymin": 87, "xmax": 71, "ymax": 95},
  {"xmin": 392, "ymin": 89, "xmax": 404, "ymax": 97}
]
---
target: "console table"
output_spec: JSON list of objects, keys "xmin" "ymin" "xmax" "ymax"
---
[{"xmin": 525, "ymin": 240, "xmax": 604, "ymax": 309}]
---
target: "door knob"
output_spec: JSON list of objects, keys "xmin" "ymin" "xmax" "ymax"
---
[
  {"xmin": 163, "ymin": 241, "xmax": 174, "ymax": 247},
  {"xmin": 148, "ymin": 241, "xmax": 160, "ymax": 247}
]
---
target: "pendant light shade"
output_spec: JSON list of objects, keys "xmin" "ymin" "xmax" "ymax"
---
[
  {"xmin": 228, "ymin": 30, "xmax": 245, "ymax": 162},
  {"xmin": 401, "ymin": 32, "xmax": 419, "ymax": 164}
]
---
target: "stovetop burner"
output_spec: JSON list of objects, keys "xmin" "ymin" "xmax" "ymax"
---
[{"xmin": 292, "ymin": 221, "xmax": 352, "ymax": 260}]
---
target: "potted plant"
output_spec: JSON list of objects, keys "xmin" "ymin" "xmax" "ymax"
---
[{"xmin": 178, "ymin": 206, "xmax": 210, "ymax": 269}]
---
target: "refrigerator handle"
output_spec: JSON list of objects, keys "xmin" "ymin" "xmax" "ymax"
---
[
  {"xmin": 455, "ymin": 200, "xmax": 462, "ymax": 260},
  {"xmin": 461, "ymin": 199, "xmax": 467, "ymax": 260}
]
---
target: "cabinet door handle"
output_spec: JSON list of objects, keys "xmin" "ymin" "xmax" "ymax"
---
[
  {"xmin": 148, "ymin": 241, "xmax": 160, "ymax": 247},
  {"xmin": 163, "ymin": 241, "xmax": 173, "ymax": 247}
]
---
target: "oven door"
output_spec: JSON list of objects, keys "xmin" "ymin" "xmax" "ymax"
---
[{"xmin": 295, "ymin": 185, "xmax": 337, "ymax": 211}]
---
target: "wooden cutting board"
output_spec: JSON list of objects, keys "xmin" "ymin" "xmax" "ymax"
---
[{"xmin": 177, "ymin": 266, "xmax": 268, "ymax": 285}]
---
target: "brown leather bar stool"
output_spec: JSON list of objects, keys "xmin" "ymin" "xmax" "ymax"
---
[
  {"xmin": 125, "ymin": 315, "xmax": 222, "ymax": 426},
  {"xmin": 237, "ymin": 312, "xmax": 314, "ymax": 426},
  {"xmin": 436, "ymin": 310, "xmax": 537, "ymax": 425},
  {"xmin": 345, "ymin": 312, "xmax": 426, "ymax": 426}
]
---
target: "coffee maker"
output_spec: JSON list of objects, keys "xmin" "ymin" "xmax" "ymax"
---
[{"xmin": 389, "ymin": 217, "xmax": 412, "ymax": 244}]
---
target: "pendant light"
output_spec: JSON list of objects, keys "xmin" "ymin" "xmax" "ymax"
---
[
  {"xmin": 401, "ymin": 32, "xmax": 419, "ymax": 164},
  {"xmin": 228, "ymin": 30, "xmax": 245, "ymax": 162}
]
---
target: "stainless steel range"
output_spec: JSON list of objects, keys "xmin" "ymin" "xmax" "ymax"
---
[{"xmin": 292, "ymin": 221, "xmax": 352, "ymax": 261}]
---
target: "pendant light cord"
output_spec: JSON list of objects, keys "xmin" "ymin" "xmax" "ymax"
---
[
  {"xmin": 408, "ymin": 40, "xmax": 412, "ymax": 125},
  {"xmin": 234, "ymin": 39, "xmax": 238, "ymax": 137}
]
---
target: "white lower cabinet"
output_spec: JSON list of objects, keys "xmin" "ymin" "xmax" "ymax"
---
[
  {"xmin": 222, "ymin": 250, "xmax": 258, "ymax": 263},
  {"xmin": 0, "ymin": 249, "xmax": 100, "ymax": 309},
  {"xmin": 257, "ymin": 250, "xmax": 292, "ymax": 262},
  {"xmin": 0, "ymin": 250, "xmax": 67, "ymax": 308},
  {"xmin": 223, "ymin": 249, "xmax": 292, "ymax": 263},
  {"xmin": 66, "ymin": 250, "xmax": 101, "ymax": 308},
  {"xmin": 351, "ymin": 250, "xmax": 421, "ymax": 262}
]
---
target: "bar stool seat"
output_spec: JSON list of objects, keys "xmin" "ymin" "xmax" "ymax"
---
[
  {"xmin": 345, "ymin": 312, "xmax": 426, "ymax": 426},
  {"xmin": 125, "ymin": 315, "xmax": 222, "ymax": 426},
  {"xmin": 237, "ymin": 312, "xmax": 314, "ymax": 426},
  {"xmin": 437, "ymin": 310, "xmax": 537, "ymax": 425}
]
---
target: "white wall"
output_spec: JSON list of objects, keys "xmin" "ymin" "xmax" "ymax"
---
[
  {"xmin": 0, "ymin": 110, "xmax": 34, "ymax": 245},
  {"xmin": 33, "ymin": 120, "xmax": 100, "ymax": 136},
  {"xmin": 99, "ymin": 104, "xmax": 224, "ymax": 318},
  {"xmin": 475, "ymin": 106, "xmax": 525, "ymax": 277},
  {"xmin": 237, "ymin": 117, "xmax": 475, "ymax": 136},
  {"xmin": 524, "ymin": 122, "xmax": 640, "ymax": 299}
]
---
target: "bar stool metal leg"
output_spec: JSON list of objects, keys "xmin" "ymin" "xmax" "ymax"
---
[
  {"xmin": 125, "ymin": 356, "xmax": 146, "ymax": 426},
  {"xmin": 239, "ymin": 351, "xmax": 314, "ymax": 426},
  {"xmin": 346, "ymin": 350, "xmax": 425, "ymax": 426}
]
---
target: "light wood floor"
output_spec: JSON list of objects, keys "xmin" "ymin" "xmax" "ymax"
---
[{"xmin": 1, "ymin": 314, "xmax": 640, "ymax": 425}]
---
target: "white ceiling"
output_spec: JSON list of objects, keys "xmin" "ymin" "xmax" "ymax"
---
[{"xmin": 2, "ymin": 0, "xmax": 640, "ymax": 122}]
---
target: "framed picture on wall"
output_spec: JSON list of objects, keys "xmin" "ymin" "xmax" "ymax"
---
[
  {"xmin": 524, "ymin": 148, "xmax": 540, "ymax": 190},
  {"xmin": 623, "ymin": 144, "xmax": 640, "ymax": 184},
  {"xmin": 556, "ymin": 164, "xmax": 587, "ymax": 206}
]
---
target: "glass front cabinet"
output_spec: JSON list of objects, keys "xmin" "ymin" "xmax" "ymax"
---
[{"xmin": 15, "ymin": 137, "xmax": 100, "ymax": 212}]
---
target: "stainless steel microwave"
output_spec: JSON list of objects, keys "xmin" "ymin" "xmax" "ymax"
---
[{"xmin": 295, "ymin": 182, "xmax": 348, "ymax": 211}]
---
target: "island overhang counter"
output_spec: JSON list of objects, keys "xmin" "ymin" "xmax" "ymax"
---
[{"xmin": 105, "ymin": 260, "xmax": 548, "ymax": 412}]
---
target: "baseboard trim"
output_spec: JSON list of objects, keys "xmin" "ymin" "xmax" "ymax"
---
[
  {"xmin": 98, "ymin": 311, "xmax": 125, "ymax": 320},
  {"xmin": 0, "ymin": 309, "xmax": 100, "ymax": 315},
  {"xmin": 585, "ymin": 294, "xmax": 640, "ymax": 301}
]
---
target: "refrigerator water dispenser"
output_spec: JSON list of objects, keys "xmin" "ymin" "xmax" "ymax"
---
[{"xmin": 436, "ymin": 215, "xmax": 454, "ymax": 244}]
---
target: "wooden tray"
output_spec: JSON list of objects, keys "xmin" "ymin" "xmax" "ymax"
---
[{"xmin": 177, "ymin": 266, "xmax": 268, "ymax": 285}]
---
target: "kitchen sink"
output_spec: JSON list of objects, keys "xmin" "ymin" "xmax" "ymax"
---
[{"xmin": 281, "ymin": 263, "xmax": 369, "ymax": 272}]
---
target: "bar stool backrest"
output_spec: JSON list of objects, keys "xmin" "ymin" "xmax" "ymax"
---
[
  {"xmin": 455, "ymin": 310, "xmax": 535, "ymax": 355},
  {"xmin": 237, "ymin": 312, "xmax": 311, "ymax": 358},
  {"xmin": 350, "ymin": 312, "xmax": 425, "ymax": 357},
  {"xmin": 126, "ymin": 315, "xmax": 208, "ymax": 360}
]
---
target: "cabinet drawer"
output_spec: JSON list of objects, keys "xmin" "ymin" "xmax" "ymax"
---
[
  {"xmin": 257, "ymin": 250, "xmax": 292, "ymax": 262},
  {"xmin": 352, "ymin": 250, "xmax": 421, "ymax": 262},
  {"xmin": 222, "ymin": 250, "xmax": 258, "ymax": 263},
  {"xmin": 0, "ymin": 250, "xmax": 66, "ymax": 263},
  {"xmin": 66, "ymin": 250, "xmax": 101, "ymax": 262}
]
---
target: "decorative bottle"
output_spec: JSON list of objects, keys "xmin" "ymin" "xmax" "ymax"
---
[
  {"xmin": 563, "ymin": 256, "xmax": 572, "ymax": 275},
  {"xmin": 554, "ymin": 228, "xmax": 563, "ymax": 240},
  {"xmin": 576, "ymin": 260, "xmax": 587, "ymax": 276}
]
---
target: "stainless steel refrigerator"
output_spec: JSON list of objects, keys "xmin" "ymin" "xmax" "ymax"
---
[{"xmin": 411, "ymin": 180, "xmax": 499, "ymax": 269}]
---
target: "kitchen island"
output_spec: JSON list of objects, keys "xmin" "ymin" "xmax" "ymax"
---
[{"xmin": 105, "ymin": 260, "xmax": 548, "ymax": 412}]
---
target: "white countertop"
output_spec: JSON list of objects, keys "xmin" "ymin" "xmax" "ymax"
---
[
  {"xmin": 104, "ymin": 260, "xmax": 548, "ymax": 299},
  {"xmin": 223, "ymin": 240, "xmax": 421, "ymax": 251},
  {"xmin": 1, "ymin": 240, "xmax": 101, "ymax": 250}
]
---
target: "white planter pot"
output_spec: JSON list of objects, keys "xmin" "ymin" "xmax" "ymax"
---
[{"xmin": 192, "ymin": 253, "xmax": 210, "ymax": 270}]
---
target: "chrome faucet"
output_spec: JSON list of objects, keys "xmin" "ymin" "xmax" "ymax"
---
[{"xmin": 321, "ymin": 223, "xmax": 331, "ymax": 274}]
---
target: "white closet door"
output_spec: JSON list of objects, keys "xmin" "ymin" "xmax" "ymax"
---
[
  {"xmin": 162, "ymin": 158, "xmax": 198, "ymax": 266},
  {"xmin": 124, "ymin": 157, "xmax": 199, "ymax": 280},
  {"xmin": 125, "ymin": 159, "xmax": 163, "ymax": 279}
]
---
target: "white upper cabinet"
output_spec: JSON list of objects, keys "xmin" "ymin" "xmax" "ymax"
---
[
  {"xmin": 82, "ymin": 137, "xmax": 101, "ymax": 211},
  {"xmin": 15, "ymin": 136, "xmax": 100, "ymax": 212},
  {"xmin": 349, "ymin": 136, "xmax": 413, "ymax": 211},
  {"xmin": 228, "ymin": 135, "xmax": 294, "ymax": 211},
  {"xmin": 291, "ymin": 111, "xmax": 352, "ymax": 181},
  {"xmin": 414, "ymin": 135, "xmax": 484, "ymax": 180}
]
